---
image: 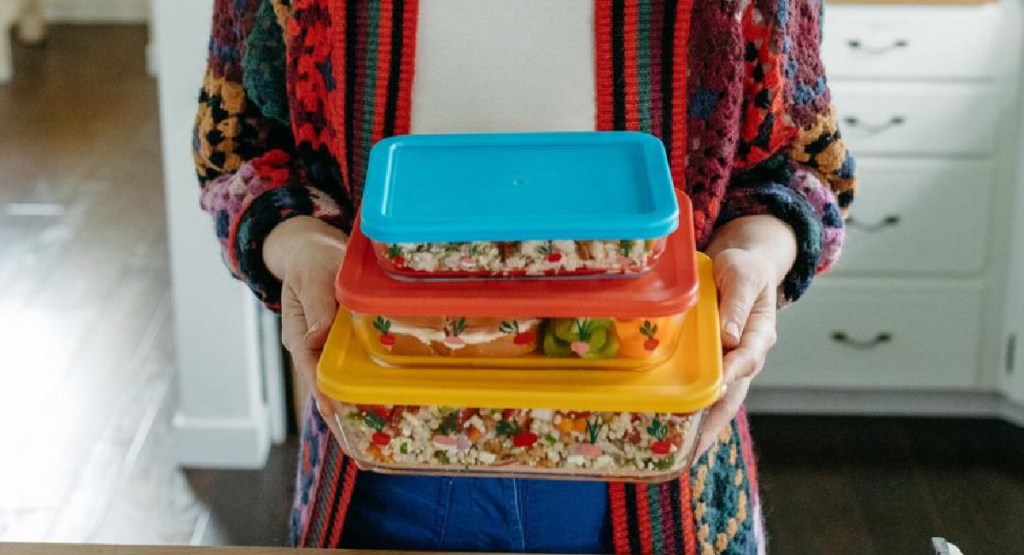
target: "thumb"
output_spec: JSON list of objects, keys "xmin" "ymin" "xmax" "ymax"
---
[{"xmin": 716, "ymin": 267, "xmax": 759, "ymax": 350}]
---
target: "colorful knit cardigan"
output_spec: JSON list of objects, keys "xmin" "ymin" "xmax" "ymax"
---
[{"xmin": 194, "ymin": 0, "xmax": 856, "ymax": 552}]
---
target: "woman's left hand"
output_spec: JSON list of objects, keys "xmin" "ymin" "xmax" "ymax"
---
[
  {"xmin": 695, "ymin": 247, "xmax": 778, "ymax": 455},
  {"xmin": 697, "ymin": 215, "xmax": 796, "ymax": 457}
]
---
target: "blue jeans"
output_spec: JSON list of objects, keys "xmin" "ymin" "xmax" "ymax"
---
[{"xmin": 341, "ymin": 473, "xmax": 613, "ymax": 553}]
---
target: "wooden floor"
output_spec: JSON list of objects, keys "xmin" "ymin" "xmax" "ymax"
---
[
  {"xmin": 2, "ymin": 24, "xmax": 1023, "ymax": 555},
  {"xmin": 1, "ymin": 24, "xmax": 191, "ymax": 544},
  {"xmin": 751, "ymin": 415, "xmax": 1024, "ymax": 555}
]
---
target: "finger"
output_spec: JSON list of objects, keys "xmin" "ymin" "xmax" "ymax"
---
[
  {"xmin": 722, "ymin": 348, "xmax": 757, "ymax": 387},
  {"xmin": 315, "ymin": 392, "xmax": 335, "ymax": 418},
  {"xmin": 281, "ymin": 285, "xmax": 343, "ymax": 440},
  {"xmin": 288, "ymin": 342, "xmax": 320, "ymax": 393},
  {"xmin": 281, "ymin": 281, "xmax": 308, "ymax": 347},
  {"xmin": 695, "ymin": 377, "xmax": 751, "ymax": 458},
  {"xmin": 721, "ymin": 313, "xmax": 776, "ymax": 384},
  {"xmin": 309, "ymin": 375, "xmax": 342, "ymax": 440},
  {"xmin": 715, "ymin": 267, "xmax": 760, "ymax": 349},
  {"xmin": 296, "ymin": 272, "xmax": 339, "ymax": 351},
  {"xmin": 290, "ymin": 344, "xmax": 341, "ymax": 438},
  {"xmin": 282, "ymin": 305, "xmax": 324, "ymax": 406}
]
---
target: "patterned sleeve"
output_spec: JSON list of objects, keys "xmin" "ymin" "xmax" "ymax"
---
[
  {"xmin": 193, "ymin": 0, "xmax": 349, "ymax": 310},
  {"xmin": 717, "ymin": 0, "xmax": 858, "ymax": 303}
]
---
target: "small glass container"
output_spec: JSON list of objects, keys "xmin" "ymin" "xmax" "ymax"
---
[
  {"xmin": 361, "ymin": 132, "xmax": 684, "ymax": 280},
  {"xmin": 337, "ymin": 203, "xmax": 698, "ymax": 369}
]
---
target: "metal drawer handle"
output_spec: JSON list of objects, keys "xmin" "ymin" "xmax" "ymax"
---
[
  {"xmin": 831, "ymin": 331, "xmax": 892, "ymax": 350},
  {"xmin": 846, "ymin": 38, "xmax": 908, "ymax": 55},
  {"xmin": 843, "ymin": 115, "xmax": 905, "ymax": 134},
  {"xmin": 847, "ymin": 215, "xmax": 900, "ymax": 233}
]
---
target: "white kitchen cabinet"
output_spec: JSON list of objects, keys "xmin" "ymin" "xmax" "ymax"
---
[
  {"xmin": 1001, "ymin": 53, "xmax": 1024, "ymax": 408},
  {"xmin": 1005, "ymin": 224, "xmax": 1024, "ymax": 407},
  {"xmin": 821, "ymin": 4, "xmax": 1001, "ymax": 81},
  {"xmin": 752, "ymin": 0, "xmax": 1024, "ymax": 427},
  {"xmin": 1004, "ymin": 265, "xmax": 1024, "ymax": 409},
  {"xmin": 829, "ymin": 82, "xmax": 999, "ymax": 157},
  {"xmin": 831, "ymin": 159, "xmax": 993, "ymax": 276},
  {"xmin": 760, "ymin": 279, "xmax": 984, "ymax": 390}
]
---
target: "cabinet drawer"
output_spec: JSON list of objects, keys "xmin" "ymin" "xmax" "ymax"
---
[
  {"xmin": 832, "ymin": 159, "xmax": 992, "ymax": 276},
  {"xmin": 831, "ymin": 83, "xmax": 998, "ymax": 156},
  {"xmin": 822, "ymin": 5, "xmax": 1000, "ymax": 81},
  {"xmin": 758, "ymin": 281, "xmax": 982, "ymax": 389}
]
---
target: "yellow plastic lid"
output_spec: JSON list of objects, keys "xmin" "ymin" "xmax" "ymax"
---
[{"xmin": 318, "ymin": 254, "xmax": 723, "ymax": 414}]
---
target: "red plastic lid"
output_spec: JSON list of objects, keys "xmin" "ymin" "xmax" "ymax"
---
[{"xmin": 337, "ymin": 192, "xmax": 698, "ymax": 319}]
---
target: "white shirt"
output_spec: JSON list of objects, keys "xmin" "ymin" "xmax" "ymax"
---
[{"xmin": 411, "ymin": 0, "xmax": 596, "ymax": 134}]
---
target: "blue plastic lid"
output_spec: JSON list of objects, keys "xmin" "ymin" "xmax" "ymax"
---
[{"xmin": 360, "ymin": 132, "xmax": 679, "ymax": 243}]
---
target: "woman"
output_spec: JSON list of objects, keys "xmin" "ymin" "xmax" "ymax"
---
[{"xmin": 194, "ymin": 0, "xmax": 855, "ymax": 552}]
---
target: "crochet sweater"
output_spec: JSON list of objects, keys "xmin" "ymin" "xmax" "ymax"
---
[
  {"xmin": 195, "ymin": 0, "xmax": 855, "ymax": 311},
  {"xmin": 193, "ymin": 0, "xmax": 857, "ymax": 552}
]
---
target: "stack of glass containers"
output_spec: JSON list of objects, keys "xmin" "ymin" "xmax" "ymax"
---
[{"xmin": 318, "ymin": 132, "xmax": 723, "ymax": 482}]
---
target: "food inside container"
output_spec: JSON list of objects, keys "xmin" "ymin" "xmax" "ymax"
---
[
  {"xmin": 317, "ymin": 253, "xmax": 722, "ymax": 482},
  {"xmin": 354, "ymin": 315, "xmax": 682, "ymax": 362},
  {"xmin": 338, "ymin": 201, "xmax": 698, "ymax": 369},
  {"xmin": 360, "ymin": 131, "xmax": 682, "ymax": 279},
  {"xmin": 372, "ymin": 238, "xmax": 669, "ymax": 279},
  {"xmin": 341, "ymin": 405, "xmax": 700, "ymax": 476}
]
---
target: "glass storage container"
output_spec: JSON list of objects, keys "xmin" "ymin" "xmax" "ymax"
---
[
  {"xmin": 317, "ymin": 253, "xmax": 722, "ymax": 482},
  {"xmin": 361, "ymin": 132, "xmax": 685, "ymax": 280},
  {"xmin": 337, "ymin": 199, "xmax": 698, "ymax": 369}
]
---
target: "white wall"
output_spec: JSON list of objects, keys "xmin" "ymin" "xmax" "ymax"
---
[{"xmin": 153, "ymin": 0, "xmax": 274, "ymax": 469}]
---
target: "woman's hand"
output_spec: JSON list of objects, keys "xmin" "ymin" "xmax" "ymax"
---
[
  {"xmin": 264, "ymin": 216, "xmax": 348, "ymax": 438},
  {"xmin": 698, "ymin": 215, "xmax": 797, "ymax": 456}
]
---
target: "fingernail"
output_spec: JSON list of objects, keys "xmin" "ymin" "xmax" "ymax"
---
[
  {"xmin": 304, "ymin": 324, "xmax": 320, "ymax": 341},
  {"xmin": 724, "ymin": 322, "xmax": 741, "ymax": 341}
]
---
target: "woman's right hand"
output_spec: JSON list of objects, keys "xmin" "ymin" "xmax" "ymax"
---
[{"xmin": 264, "ymin": 216, "xmax": 348, "ymax": 438}]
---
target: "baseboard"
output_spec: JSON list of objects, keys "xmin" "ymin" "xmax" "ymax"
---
[
  {"xmin": 172, "ymin": 411, "xmax": 271, "ymax": 469},
  {"xmin": 44, "ymin": 0, "xmax": 149, "ymax": 23},
  {"xmin": 746, "ymin": 388, "xmax": 1024, "ymax": 425},
  {"xmin": 1001, "ymin": 397, "xmax": 1024, "ymax": 427}
]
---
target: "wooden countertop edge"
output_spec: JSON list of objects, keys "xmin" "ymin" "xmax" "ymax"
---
[{"xmin": 0, "ymin": 545, "xmax": 518, "ymax": 555}]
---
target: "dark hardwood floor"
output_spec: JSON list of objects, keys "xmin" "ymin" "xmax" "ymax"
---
[
  {"xmin": 750, "ymin": 415, "xmax": 1024, "ymax": 555},
  {"xmin": 2, "ymin": 24, "xmax": 1022, "ymax": 555}
]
